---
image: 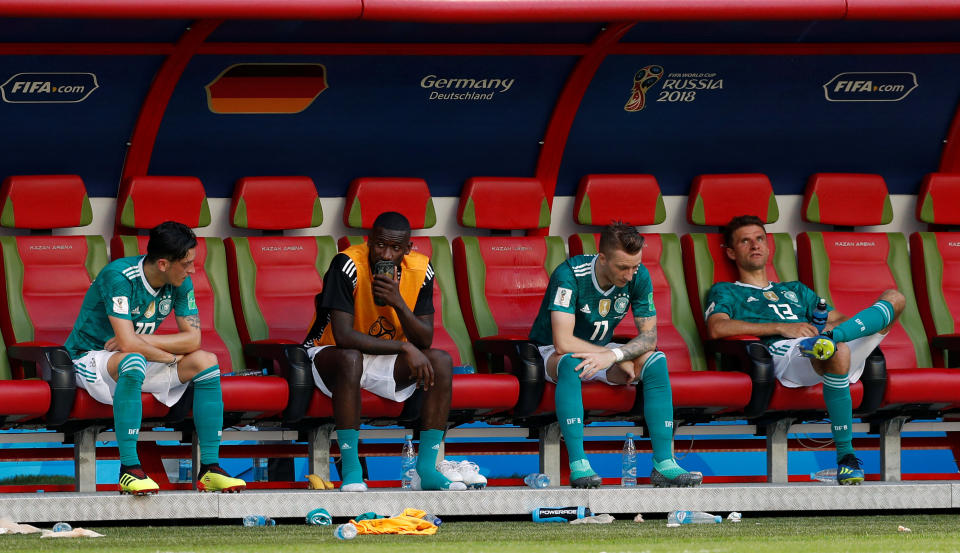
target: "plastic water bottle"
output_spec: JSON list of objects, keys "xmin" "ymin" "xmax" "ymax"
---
[
  {"xmin": 242, "ymin": 515, "xmax": 275, "ymax": 527},
  {"xmin": 666, "ymin": 510, "xmax": 722, "ymax": 525},
  {"xmin": 811, "ymin": 468, "xmax": 837, "ymax": 482},
  {"xmin": 52, "ymin": 522, "xmax": 72, "ymax": 532},
  {"xmin": 423, "ymin": 513, "xmax": 442, "ymax": 526},
  {"xmin": 254, "ymin": 457, "xmax": 268, "ymax": 482},
  {"xmin": 178, "ymin": 458, "xmax": 191, "ymax": 483},
  {"xmin": 401, "ymin": 434, "xmax": 417, "ymax": 489},
  {"xmin": 812, "ymin": 298, "xmax": 829, "ymax": 334},
  {"xmin": 532, "ymin": 506, "xmax": 592, "ymax": 523},
  {"xmin": 334, "ymin": 523, "xmax": 358, "ymax": 540},
  {"xmin": 621, "ymin": 432, "xmax": 637, "ymax": 487},
  {"xmin": 523, "ymin": 473, "xmax": 551, "ymax": 488}
]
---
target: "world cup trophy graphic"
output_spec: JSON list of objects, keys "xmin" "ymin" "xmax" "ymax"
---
[{"xmin": 624, "ymin": 65, "xmax": 663, "ymax": 112}]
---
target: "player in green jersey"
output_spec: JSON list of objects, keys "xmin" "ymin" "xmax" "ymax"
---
[
  {"xmin": 705, "ymin": 215, "xmax": 906, "ymax": 485},
  {"xmin": 64, "ymin": 222, "xmax": 245, "ymax": 495},
  {"xmin": 530, "ymin": 222, "xmax": 702, "ymax": 488}
]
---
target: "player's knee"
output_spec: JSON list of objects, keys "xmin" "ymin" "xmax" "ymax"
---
[
  {"xmin": 118, "ymin": 353, "xmax": 146, "ymax": 381},
  {"xmin": 194, "ymin": 350, "xmax": 218, "ymax": 369},
  {"xmin": 640, "ymin": 351, "xmax": 669, "ymax": 383},
  {"xmin": 828, "ymin": 343, "xmax": 851, "ymax": 375},
  {"xmin": 425, "ymin": 349, "xmax": 452, "ymax": 377},
  {"xmin": 557, "ymin": 354, "xmax": 580, "ymax": 379},
  {"xmin": 881, "ymin": 289, "xmax": 906, "ymax": 316},
  {"xmin": 334, "ymin": 349, "xmax": 364, "ymax": 381}
]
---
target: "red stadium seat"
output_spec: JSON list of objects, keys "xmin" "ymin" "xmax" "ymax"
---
[
  {"xmin": 111, "ymin": 176, "xmax": 288, "ymax": 422},
  {"xmin": 911, "ymin": 173, "xmax": 960, "ymax": 370},
  {"xmin": 0, "ymin": 175, "xmax": 167, "ymax": 426},
  {"xmin": 452, "ymin": 177, "xmax": 636, "ymax": 419},
  {"xmin": 568, "ymin": 174, "xmax": 755, "ymax": 418},
  {"xmin": 224, "ymin": 177, "xmax": 401, "ymax": 423},
  {"xmin": 340, "ymin": 178, "xmax": 519, "ymax": 418},
  {"xmin": 799, "ymin": 173, "xmax": 960, "ymax": 414}
]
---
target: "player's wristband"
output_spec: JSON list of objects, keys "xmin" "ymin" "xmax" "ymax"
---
[
  {"xmin": 611, "ymin": 348, "xmax": 625, "ymax": 362},
  {"xmin": 167, "ymin": 355, "xmax": 178, "ymax": 367}
]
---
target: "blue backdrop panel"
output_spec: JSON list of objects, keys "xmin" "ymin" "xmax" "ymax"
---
[
  {"xmin": 150, "ymin": 55, "xmax": 575, "ymax": 198},
  {"xmin": 0, "ymin": 57, "xmax": 163, "ymax": 197},
  {"xmin": 559, "ymin": 54, "xmax": 960, "ymax": 197}
]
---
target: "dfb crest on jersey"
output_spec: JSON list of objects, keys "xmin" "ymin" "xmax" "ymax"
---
[
  {"xmin": 763, "ymin": 291, "xmax": 779, "ymax": 302},
  {"xmin": 159, "ymin": 298, "xmax": 173, "ymax": 316},
  {"xmin": 783, "ymin": 290, "xmax": 799, "ymax": 303},
  {"xmin": 598, "ymin": 299, "xmax": 611, "ymax": 317},
  {"xmin": 614, "ymin": 296, "xmax": 629, "ymax": 314}
]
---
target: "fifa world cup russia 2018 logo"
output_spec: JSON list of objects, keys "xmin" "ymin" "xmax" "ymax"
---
[{"xmin": 624, "ymin": 65, "xmax": 664, "ymax": 112}]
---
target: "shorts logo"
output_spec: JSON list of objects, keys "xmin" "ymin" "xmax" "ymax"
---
[
  {"xmin": 159, "ymin": 298, "xmax": 173, "ymax": 317},
  {"xmin": 112, "ymin": 296, "xmax": 129, "ymax": 315},
  {"xmin": 624, "ymin": 65, "xmax": 663, "ymax": 112},
  {"xmin": 598, "ymin": 299, "xmax": 611, "ymax": 317},
  {"xmin": 783, "ymin": 291, "xmax": 799, "ymax": 303},
  {"xmin": 145, "ymin": 301, "xmax": 156, "ymax": 319},
  {"xmin": 763, "ymin": 291, "xmax": 779, "ymax": 302},
  {"xmin": 614, "ymin": 297, "xmax": 629, "ymax": 314},
  {"xmin": 554, "ymin": 287, "xmax": 572, "ymax": 308}
]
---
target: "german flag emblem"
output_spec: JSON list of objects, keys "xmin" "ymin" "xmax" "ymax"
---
[{"xmin": 205, "ymin": 63, "xmax": 328, "ymax": 114}]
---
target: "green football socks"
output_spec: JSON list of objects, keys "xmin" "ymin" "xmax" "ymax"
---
[
  {"xmin": 831, "ymin": 300, "xmax": 894, "ymax": 343},
  {"xmin": 640, "ymin": 352, "xmax": 675, "ymax": 463},
  {"xmin": 114, "ymin": 354, "xmax": 147, "ymax": 466},
  {"xmin": 555, "ymin": 354, "xmax": 595, "ymax": 480},
  {"xmin": 336, "ymin": 428, "xmax": 364, "ymax": 486},
  {"xmin": 191, "ymin": 365, "xmax": 223, "ymax": 466},
  {"xmin": 416, "ymin": 429, "xmax": 456, "ymax": 489},
  {"xmin": 822, "ymin": 372, "xmax": 856, "ymax": 460}
]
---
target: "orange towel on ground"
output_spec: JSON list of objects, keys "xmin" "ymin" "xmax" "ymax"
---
[{"xmin": 351, "ymin": 508, "xmax": 438, "ymax": 535}]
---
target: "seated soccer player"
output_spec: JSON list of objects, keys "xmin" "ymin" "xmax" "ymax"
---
[
  {"xmin": 529, "ymin": 222, "xmax": 702, "ymax": 488},
  {"xmin": 705, "ymin": 215, "xmax": 905, "ymax": 485},
  {"xmin": 64, "ymin": 221, "xmax": 246, "ymax": 495},
  {"xmin": 303, "ymin": 211, "xmax": 465, "ymax": 492}
]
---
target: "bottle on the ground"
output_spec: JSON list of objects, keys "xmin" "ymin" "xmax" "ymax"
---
[
  {"xmin": 812, "ymin": 298, "xmax": 829, "ymax": 334},
  {"xmin": 621, "ymin": 432, "xmax": 637, "ymax": 486},
  {"xmin": 811, "ymin": 468, "xmax": 837, "ymax": 482},
  {"xmin": 242, "ymin": 515, "xmax": 275, "ymax": 527},
  {"xmin": 523, "ymin": 473, "xmax": 551, "ymax": 488},
  {"xmin": 532, "ymin": 506, "xmax": 592, "ymax": 523},
  {"xmin": 666, "ymin": 510, "xmax": 722, "ymax": 525},
  {"xmin": 423, "ymin": 513, "xmax": 442, "ymax": 526},
  {"xmin": 334, "ymin": 523, "xmax": 358, "ymax": 540},
  {"xmin": 52, "ymin": 522, "xmax": 72, "ymax": 532},
  {"xmin": 401, "ymin": 434, "xmax": 417, "ymax": 489},
  {"xmin": 178, "ymin": 458, "xmax": 191, "ymax": 483}
]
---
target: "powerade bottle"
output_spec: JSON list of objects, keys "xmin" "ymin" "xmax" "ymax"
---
[
  {"xmin": 666, "ymin": 510, "xmax": 721, "ymax": 525},
  {"xmin": 532, "ymin": 506, "xmax": 592, "ymax": 523},
  {"xmin": 812, "ymin": 298, "xmax": 829, "ymax": 334},
  {"xmin": 401, "ymin": 434, "xmax": 417, "ymax": 489}
]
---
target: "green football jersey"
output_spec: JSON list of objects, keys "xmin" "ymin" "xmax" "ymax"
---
[
  {"xmin": 704, "ymin": 281, "xmax": 830, "ymax": 346},
  {"xmin": 529, "ymin": 254, "xmax": 655, "ymax": 347},
  {"xmin": 64, "ymin": 256, "xmax": 198, "ymax": 359}
]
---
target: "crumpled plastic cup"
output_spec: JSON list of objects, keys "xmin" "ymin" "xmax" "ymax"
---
[{"xmin": 727, "ymin": 512, "xmax": 742, "ymax": 523}]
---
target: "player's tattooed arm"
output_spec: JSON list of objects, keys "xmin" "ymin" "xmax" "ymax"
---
[
  {"xmin": 184, "ymin": 314, "xmax": 201, "ymax": 330},
  {"xmin": 618, "ymin": 315, "xmax": 658, "ymax": 360}
]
